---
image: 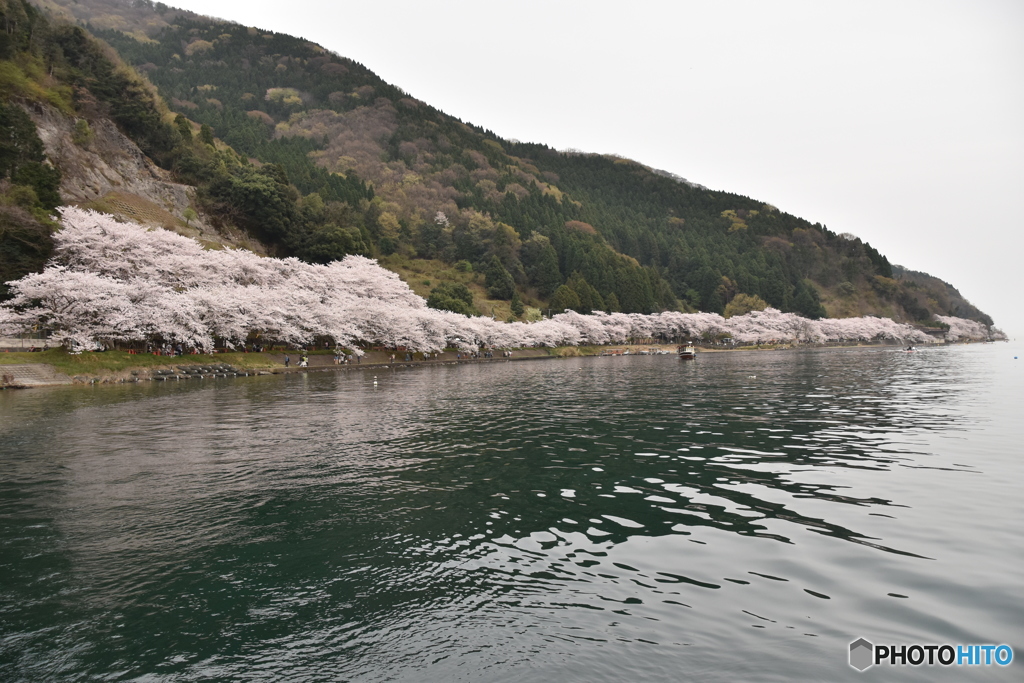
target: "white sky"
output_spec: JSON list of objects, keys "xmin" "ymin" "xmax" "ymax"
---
[{"xmin": 168, "ymin": 0, "xmax": 1024, "ymax": 333}]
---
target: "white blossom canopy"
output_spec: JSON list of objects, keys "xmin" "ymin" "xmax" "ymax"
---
[{"xmin": 0, "ymin": 208, "xmax": 1000, "ymax": 351}]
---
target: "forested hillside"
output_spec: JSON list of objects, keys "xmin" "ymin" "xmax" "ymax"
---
[{"xmin": 4, "ymin": 0, "xmax": 996, "ymax": 330}]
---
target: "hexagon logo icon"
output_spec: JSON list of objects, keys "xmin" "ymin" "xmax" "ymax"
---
[{"xmin": 849, "ymin": 638, "xmax": 874, "ymax": 671}]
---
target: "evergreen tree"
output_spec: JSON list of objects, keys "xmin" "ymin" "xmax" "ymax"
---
[
  {"xmin": 0, "ymin": 103, "xmax": 62, "ymax": 210},
  {"xmin": 510, "ymin": 289, "xmax": 524, "ymax": 318},
  {"xmin": 792, "ymin": 280, "xmax": 826, "ymax": 319},
  {"xmin": 618, "ymin": 267, "xmax": 656, "ymax": 313},
  {"xmin": 651, "ymin": 273, "xmax": 678, "ymax": 312},
  {"xmin": 427, "ymin": 282, "xmax": 477, "ymax": 316},
  {"xmin": 485, "ymin": 255, "xmax": 515, "ymax": 299},
  {"xmin": 174, "ymin": 114, "xmax": 193, "ymax": 142},
  {"xmin": 762, "ymin": 271, "xmax": 791, "ymax": 310},
  {"xmin": 532, "ymin": 244, "xmax": 562, "ymax": 297},
  {"xmin": 706, "ymin": 289, "xmax": 725, "ymax": 315},
  {"xmin": 549, "ymin": 284, "xmax": 581, "ymax": 314},
  {"xmin": 695, "ymin": 265, "xmax": 721, "ymax": 313},
  {"xmin": 567, "ymin": 272, "xmax": 603, "ymax": 314},
  {"xmin": 198, "ymin": 124, "xmax": 215, "ymax": 146}
]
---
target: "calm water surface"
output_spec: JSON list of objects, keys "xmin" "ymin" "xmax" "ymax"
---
[{"xmin": 1, "ymin": 344, "xmax": 1022, "ymax": 681}]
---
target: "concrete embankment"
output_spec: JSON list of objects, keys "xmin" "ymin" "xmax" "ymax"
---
[{"xmin": 0, "ymin": 364, "xmax": 73, "ymax": 388}]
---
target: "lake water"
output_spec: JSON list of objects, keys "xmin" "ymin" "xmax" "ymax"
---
[{"xmin": 1, "ymin": 344, "xmax": 1021, "ymax": 681}]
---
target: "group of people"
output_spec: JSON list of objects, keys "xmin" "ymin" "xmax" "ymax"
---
[
  {"xmin": 453, "ymin": 349, "xmax": 511, "ymax": 360},
  {"xmin": 280, "ymin": 347, "xmax": 518, "ymax": 368},
  {"xmin": 146, "ymin": 343, "xmax": 185, "ymax": 356},
  {"xmin": 284, "ymin": 353, "xmax": 309, "ymax": 367},
  {"xmin": 388, "ymin": 352, "xmax": 441, "ymax": 362}
]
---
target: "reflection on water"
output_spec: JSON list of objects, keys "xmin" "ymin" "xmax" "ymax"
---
[{"xmin": 1, "ymin": 345, "xmax": 1022, "ymax": 681}]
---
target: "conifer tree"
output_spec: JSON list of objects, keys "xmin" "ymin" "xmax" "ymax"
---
[
  {"xmin": 485, "ymin": 255, "xmax": 515, "ymax": 300},
  {"xmin": 534, "ymin": 246, "xmax": 563, "ymax": 297},
  {"xmin": 548, "ymin": 284, "xmax": 581, "ymax": 314},
  {"xmin": 510, "ymin": 290, "xmax": 524, "ymax": 318},
  {"xmin": 792, "ymin": 280, "xmax": 826, "ymax": 319},
  {"xmin": 198, "ymin": 124, "xmax": 215, "ymax": 146},
  {"xmin": 174, "ymin": 114, "xmax": 192, "ymax": 141},
  {"xmin": 567, "ymin": 272, "xmax": 603, "ymax": 314}
]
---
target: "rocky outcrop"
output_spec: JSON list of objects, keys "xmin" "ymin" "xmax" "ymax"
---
[
  {"xmin": 23, "ymin": 102, "xmax": 261, "ymax": 251},
  {"xmin": 27, "ymin": 102, "xmax": 191, "ymax": 211}
]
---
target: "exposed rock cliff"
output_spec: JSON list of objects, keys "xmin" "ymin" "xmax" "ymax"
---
[{"xmin": 25, "ymin": 102, "xmax": 262, "ymax": 252}]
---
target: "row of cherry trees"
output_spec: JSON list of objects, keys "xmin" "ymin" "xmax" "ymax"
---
[
  {"xmin": 932, "ymin": 315, "xmax": 998, "ymax": 343},
  {"xmin": 0, "ymin": 209, "xmax": 999, "ymax": 352}
]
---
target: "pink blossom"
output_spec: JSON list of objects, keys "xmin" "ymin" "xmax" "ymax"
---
[{"xmin": 0, "ymin": 209, "xmax": 999, "ymax": 353}]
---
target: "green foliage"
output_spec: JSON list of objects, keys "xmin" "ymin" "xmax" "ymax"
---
[
  {"xmin": 762, "ymin": 270, "xmax": 791, "ymax": 310},
  {"xmin": 72, "ymin": 119, "xmax": 94, "ymax": 145},
  {"xmin": 204, "ymin": 164, "xmax": 300, "ymax": 242},
  {"xmin": 0, "ymin": 102, "xmax": 62, "ymax": 212},
  {"xmin": 522, "ymin": 234, "xmax": 561, "ymax": 297},
  {"xmin": 566, "ymin": 272, "xmax": 604, "ymax": 314},
  {"xmin": 603, "ymin": 291, "xmax": 620, "ymax": 313},
  {"xmin": 724, "ymin": 293, "xmax": 768, "ymax": 318},
  {"xmin": 198, "ymin": 123, "xmax": 214, "ymax": 145},
  {"xmin": 0, "ymin": 102, "xmax": 45, "ymax": 174},
  {"xmin": 174, "ymin": 113, "xmax": 192, "ymax": 141},
  {"xmin": 10, "ymin": 162, "xmax": 60, "ymax": 210},
  {"xmin": 48, "ymin": 23, "xmax": 180, "ymax": 165},
  {"xmin": 510, "ymin": 289, "xmax": 524, "ymax": 318},
  {"xmin": 298, "ymin": 222, "xmax": 369, "ymax": 263},
  {"xmin": 0, "ymin": 204, "xmax": 54, "ymax": 300},
  {"xmin": 548, "ymin": 284, "xmax": 580, "ymax": 314},
  {"xmin": 427, "ymin": 281, "xmax": 477, "ymax": 316},
  {"xmin": 0, "ymin": 98, "xmax": 60, "ymax": 297},
  {"xmin": 792, "ymin": 280, "xmax": 826, "ymax": 319},
  {"xmin": 484, "ymin": 254, "xmax": 515, "ymax": 300}
]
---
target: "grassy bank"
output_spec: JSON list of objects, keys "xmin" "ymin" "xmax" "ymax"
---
[
  {"xmin": 0, "ymin": 349, "xmax": 282, "ymax": 376},
  {"xmin": 2, "ymin": 341, "xmax": 913, "ymax": 388}
]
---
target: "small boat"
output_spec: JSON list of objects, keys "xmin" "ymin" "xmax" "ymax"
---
[
  {"xmin": 678, "ymin": 343, "xmax": 697, "ymax": 360},
  {"xmin": 904, "ymin": 345, "xmax": 917, "ymax": 353}
]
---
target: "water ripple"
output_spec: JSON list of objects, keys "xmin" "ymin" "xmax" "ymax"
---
[{"xmin": 2, "ymin": 344, "xmax": 1022, "ymax": 681}]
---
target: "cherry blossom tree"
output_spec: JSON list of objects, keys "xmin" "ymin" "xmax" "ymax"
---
[
  {"xmin": 0, "ymin": 208, "xmax": 1000, "ymax": 353},
  {"xmin": 933, "ymin": 315, "xmax": 995, "ymax": 342}
]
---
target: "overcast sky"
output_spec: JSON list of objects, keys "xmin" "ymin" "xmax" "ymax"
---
[{"xmin": 169, "ymin": 0, "xmax": 1024, "ymax": 333}]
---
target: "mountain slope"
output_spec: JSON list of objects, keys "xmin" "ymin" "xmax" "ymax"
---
[
  {"xmin": 10, "ymin": 0, "xmax": 997, "ymax": 329},
  {"xmin": 1, "ymin": 0, "xmax": 282, "ymax": 299}
]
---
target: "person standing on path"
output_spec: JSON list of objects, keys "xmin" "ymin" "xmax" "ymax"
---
[{"xmin": 285, "ymin": 354, "xmax": 290, "ymax": 367}]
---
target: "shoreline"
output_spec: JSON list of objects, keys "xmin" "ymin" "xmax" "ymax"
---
[{"xmin": 0, "ymin": 340, "xmax": 959, "ymax": 390}]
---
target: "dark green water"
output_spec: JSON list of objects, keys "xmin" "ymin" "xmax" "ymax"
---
[{"xmin": 1, "ymin": 344, "xmax": 1021, "ymax": 681}]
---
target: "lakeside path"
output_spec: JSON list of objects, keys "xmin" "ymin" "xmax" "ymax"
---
[
  {"xmin": 1, "ymin": 341, "xmax": 937, "ymax": 390},
  {"xmin": 0, "ymin": 346, "xmax": 566, "ymax": 388}
]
